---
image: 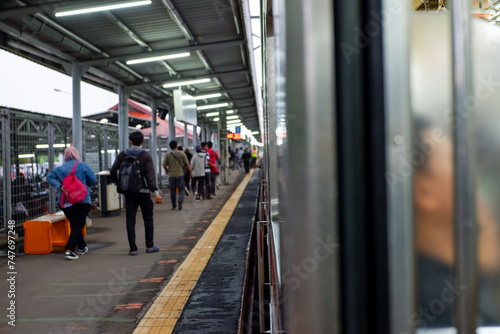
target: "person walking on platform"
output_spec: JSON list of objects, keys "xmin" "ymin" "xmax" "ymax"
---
[
  {"xmin": 207, "ymin": 141, "xmax": 219, "ymax": 196},
  {"xmin": 201, "ymin": 142, "xmax": 214, "ymax": 199},
  {"xmin": 110, "ymin": 131, "xmax": 163, "ymax": 256},
  {"xmin": 242, "ymin": 148, "xmax": 252, "ymax": 173},
  {"xmin": 183, "ymin": 147, "xmax": 193, "ymax": 194},
  {"xmin": 190, "ymin": 145, "xmax": 209, "ymax": 200},
  {"xmin": 163, "ymin": 141, "xmax": 193, "ymax": 210},
  {"xmin": 251, "ymin": 146, "xmax": 258, "ymax": 168},
  {"xmin": 46, "ymin": 147, "xmax": 96, "ymax": 260}
]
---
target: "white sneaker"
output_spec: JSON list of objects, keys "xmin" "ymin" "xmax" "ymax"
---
[
  {"xmin": 185, "ymin": 188, "xmax": 190, "ymax": 196},
  {"xmin": 65, "ymin": 251, "xmax": 78, "ymax": 260},
  {"xmin": 78, "ymin": 247, "xmax": 89, "ymax": 255}
]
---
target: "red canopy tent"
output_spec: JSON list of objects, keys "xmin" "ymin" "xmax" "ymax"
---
[{"xmin": 107, "ymin": 100, "xmax": 195, "ymax": 138}]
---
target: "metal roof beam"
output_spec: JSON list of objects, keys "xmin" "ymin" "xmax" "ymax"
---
[
  {"xmin": 127, "ymin": 69, "xmax": 249, "ymax": 88},
  {"xmin": 104, "ymin": 11, "xmax": 177, "ymax": 76},
  {"xmin": 80, "ymin": 39, "xmax": 244, "ymax": 67}
]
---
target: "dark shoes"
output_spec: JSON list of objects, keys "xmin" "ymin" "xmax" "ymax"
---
[
  {"xmin": 146, "ymin": 246, "xmax": 160, "ymax": 253},
  {"xmin": 178, "ymin": 200, "xmax": 183, "ymax": 210}
]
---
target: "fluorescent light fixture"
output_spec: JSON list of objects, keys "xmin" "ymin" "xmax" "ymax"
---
[
  {"xmin": 205, "ymin": 112, "xmax": 220, "ymax": 117},
  {"xmin": 100, "ymin": 150, "xmax": 116, "ymax": 153},
  {"xmin": 192, "ymin": 93, "xmax": 222, "ymax": 100},
  {"xmin": 36, "ymin": 143, "xmax": 70, "ymax": 149},
  {"xmin": 227, "ymin": 119, "xmax": 241, "ymax": 123},
  {"xmin": 227, "ymin": 115, "xmax": 239, "ymax": 120},
  {"xmin": 127, "ymin": 52, "xmax": 190, "ymax": 65},
  {"xmin": 196, "ymin": 103, "xmax": 229, "ymax": 110},
  {"xmin": 55, "ymin": 1, "xmax": 151, "ymax": 17},
  {"xmin": 163, "ymin": 78, "xmax": 210, "ymax": 88},
  {"xmin": 251, "ymin": 131, "xmax": 259, "ymax": 134},
  {"xmin": 19, "ymin": 154, "xmax": 35, "ymax": 158},
  {"xmin": 213, "ymin": 118, "xmax": 220, "ymax": 121},
  {"xmin": 100, "ymin": 118, "xmax": 109, "ymax": 123},
  {"xmin": 226, "ymin": 110, "xmax": 234, "ymax": 114}
]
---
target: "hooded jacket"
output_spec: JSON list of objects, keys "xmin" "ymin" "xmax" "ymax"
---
[{"xmin": 190, "ymin": 152, "xmax": 209, "ymax": 177}]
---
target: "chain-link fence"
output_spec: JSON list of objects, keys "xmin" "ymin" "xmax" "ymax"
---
[{"xmin": 0, "ymin": 108, "xmax": 126, "ymax": 239}]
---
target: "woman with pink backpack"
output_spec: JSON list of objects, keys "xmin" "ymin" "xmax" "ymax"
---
[{"xmin": 46, "ymin": 147, "xmax": 96, "ymax": 260}]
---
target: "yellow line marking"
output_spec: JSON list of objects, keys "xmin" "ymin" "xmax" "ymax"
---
[{"xmin": 133, "ymin": 171, "xmax": 254, "ymax": 334}]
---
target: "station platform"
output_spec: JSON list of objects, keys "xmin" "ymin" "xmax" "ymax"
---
[{"xmin": 0, "ymin": 169, "xmax": 259, "ymax": 334}]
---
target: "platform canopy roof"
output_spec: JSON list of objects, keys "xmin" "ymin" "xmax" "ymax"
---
[{"xmin": 0, "ymin": 0, "xmax": 261, "ymax": 137}]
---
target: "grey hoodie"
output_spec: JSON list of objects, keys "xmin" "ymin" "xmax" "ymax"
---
[{"xmin": 191, "ymin": 152, "xmax": 208, "ymax": 177}]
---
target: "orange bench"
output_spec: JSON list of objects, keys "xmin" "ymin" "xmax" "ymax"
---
[{"xmin": 23, "ymin": 212, "xmax": 86, "ymax": 254}]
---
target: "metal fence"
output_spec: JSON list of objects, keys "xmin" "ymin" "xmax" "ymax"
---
[
  {"xmin": 0, "ymin": 107, "xmax": 126, "ymax": 239},
  {"xmin": 0, "ymin": 107, "xmax": 206, "ymax": 241}
]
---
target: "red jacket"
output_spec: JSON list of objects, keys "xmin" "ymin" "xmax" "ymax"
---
[{"xmin": 207, "ymin": 148, "xmax": 219, "ymax": 173}]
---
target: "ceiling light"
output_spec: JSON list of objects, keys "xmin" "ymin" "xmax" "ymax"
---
[
  {"xmin": 205, "ymin": 112, "xmax": 220, "ymax": 117},
  {"xmin": 196, "ymin": 103, "xmax": 229, "ymax": 110},
  {"xmin": 55, "ymin": 1, "xmax": 151, "ymax": 17},
  {"xmin": 227, "ymin": 115, "xmax": 239, "ymax": 120},
  {"xmin": 163, "ymin": 78, "xmax": 211, "ymax": 88},
  {"xmin": 127, "ymin": 52, "xmax": 190, "ymax": 65},
  {"xmin": 100, "ymin": 118, "xmax": 109, "ymax": 123},
  {"xmin": 213, "ymin": 118, "xmax": 220, "ymax": 121},
  {"xmin": 226, "ymin": 110, "xmax": 234, "ymax": 114},
  {"xmin": 136, "ymin": 124, "xmax": 143, "ymax": 129},
  {"xmin": 227, "ymin": 120, "xmax": 242, "ymax": 124},
  {"xmin": 19, "ymin": 154, "xmax": 35, "ymax": 158},
  {"xmin": 251, "ymin": 131, "xmax": 259, "ymax": 134},
  {"xmin": 193, "ymin": 93, "xmax": 222, "ymax": 100}
]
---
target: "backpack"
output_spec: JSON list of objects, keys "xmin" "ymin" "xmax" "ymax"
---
[
  {"xmin": 60, "ymin": 162, "xmax": 88, "ymax": 206},
  {"xmin": 117, "ymin": 152, "xmax": 147, "ymax": 194}
]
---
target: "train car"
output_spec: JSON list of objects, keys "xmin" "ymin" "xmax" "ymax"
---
[{"xmin": 256, "ymin": 0, "xmax": 500, "ymax": 333}]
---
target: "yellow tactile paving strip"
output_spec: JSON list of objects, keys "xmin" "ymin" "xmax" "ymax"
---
[{"xmin": 133, "ymin": 170, "xmax": 254, "ymax": 334}]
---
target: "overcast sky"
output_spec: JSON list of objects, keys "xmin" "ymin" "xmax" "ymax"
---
[{"xmin": 0, "ymin": 1, "xmax": 262, "ymax": 120}]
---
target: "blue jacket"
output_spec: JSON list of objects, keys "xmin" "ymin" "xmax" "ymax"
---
[{"xmin": 46, "ymin": 159, "xmax": 97, "ymax": 206}]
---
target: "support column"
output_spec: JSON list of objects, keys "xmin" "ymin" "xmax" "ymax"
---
[
  {"xmin": 103, "ymin": 126, "xmax": 109, "ymax": 169},
  {"xmin": 118, "ymin": 86, "xmax": 132, "ymax": 152},
  {"xmin": 150, "ymin": 100, "xmax": 159, "ymax": 184},
  {"xmin": 2, "ymin": 110, "xmax": 12, "ymax": 225},
  {"xmin": 205, "ymin": 124, "xmax": 210, "ymax": 142},
  {"xmin": 48, "ymin": 119, "xmax": 56, "ymax": 213},
  {"xmin": 184, "ymin": 123, "xmax": 189, "ymax": 148},
  {"xmin": 72, "ymin": 64, "xmax": 83, "ymax": 154},
  {"xmin": 168, "ymin": 108, "xmax": 176, "ymax": 148},
  {"xmin": 200, "ymin": 122, "xmax": 205, "ymax": 143},
  {"xmin": 219, "ymin": 109, "xmax": 229, "ymax": 185},
  {"xmin": 192, "ymin": 124, "xmax": 198, "ymax": 147}
]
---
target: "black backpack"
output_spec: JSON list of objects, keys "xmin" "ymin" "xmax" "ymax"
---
[{"xmin": 117, "ymin": 152, "xmax": 147, "ymax": 194}]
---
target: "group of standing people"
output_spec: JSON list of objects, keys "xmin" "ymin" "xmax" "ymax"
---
[{"xmin": 46, "ymin": 132, "xmax": 226, "ymax": 260}]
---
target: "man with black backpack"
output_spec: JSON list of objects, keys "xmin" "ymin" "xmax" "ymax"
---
[{"xmin": 110, "ymin": 131, "xmax": 162, "ymax": 256}]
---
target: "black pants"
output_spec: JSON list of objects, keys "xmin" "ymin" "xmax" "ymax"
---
[
  {"xmin": 193, "ymin": 176, "xmax": 206, "ymax": 199},
  {"xmin": 210, "ymin": 172, "xmax": 219, "ymax": 195},
  {"xmin": 124, "ymin": 193, "xmax": 154, "ymax": 252},
  {"xmin": 244, "ymin": 160, "xmax": 250, "ymax": 173},
  {"xmin": 62, "ymin": 203, "xmax": 90, "ymax": 252},
  {"xmin": 204, "ymin": 172, "xmax": 211, "ymax": 198},
  {"xmin": 184, "ymin": 173, "xmax": 191, "ymax": 191}
]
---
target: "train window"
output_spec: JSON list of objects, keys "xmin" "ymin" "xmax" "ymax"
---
[
  {"xmin": 471, "ymin": 17, "xmax": 500, "ymax": 329},
  {"xmin": 411, "ymin": 13, "xmax": 455, "ymax": 330},
  {"xmin": 410, "ymin": 11, "xmax": 500, "ymax": 332}
]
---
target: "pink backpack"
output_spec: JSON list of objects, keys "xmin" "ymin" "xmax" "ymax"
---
[{"xmin": 60, "ymin": 162, "xmax": 88, "ymax": 206}]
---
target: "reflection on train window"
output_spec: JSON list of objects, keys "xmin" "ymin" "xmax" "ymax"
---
[{"xmin": 412, "ymin": 13, "xmax": 500, "ymax": 330}]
